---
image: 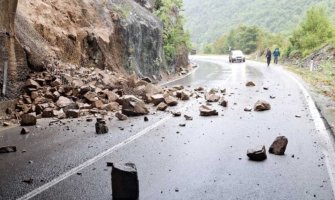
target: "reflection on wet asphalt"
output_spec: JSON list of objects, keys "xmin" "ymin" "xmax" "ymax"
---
[{"xmin": 1, "ymin": 56, "xmax": 335, "ymax": 200}]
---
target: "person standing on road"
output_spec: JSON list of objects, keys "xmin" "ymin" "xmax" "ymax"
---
[
  {"xmin": 266, "ymin": 48, "xmax": 272, "ymax": 67},
  {"xmin": 273, "ymin": 48, "xmax": 281, "ymax": 64}
]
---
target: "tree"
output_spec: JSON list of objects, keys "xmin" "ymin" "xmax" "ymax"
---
[{"xmin": 289, "ymin": 6, "xmax": 335, "ymax": 56}]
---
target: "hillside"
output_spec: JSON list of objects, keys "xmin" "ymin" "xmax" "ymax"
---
[{"xmin": 183, "ymin": 0, "xmax": 335, "ymax": 46}]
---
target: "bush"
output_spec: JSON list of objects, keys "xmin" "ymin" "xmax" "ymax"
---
[{"xmin": 289, "ymin": 6, "xmax": 335, "ymax": 57}]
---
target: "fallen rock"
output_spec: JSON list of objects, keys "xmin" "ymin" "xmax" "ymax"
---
[
  {"xmin": 219, "ymin": 97, "xmax": 228, "ymax": 107},
  {"xmin": 244, "ymin": 107, "xmax": 252, "ymax": 112},
  {"xmin": 21, "ymin": 128, "xmax": 30, "ymax": 135},
  {"xmin": 102, "ymin": 102, "xmax": 120, "ymax": 112},
  {"xmin": 119, "ymin": 95, "xmax": 149, "ymax": 116},
  {"xmin": 3, "ymin": 122, "xmax": 11, "ymax": 127},
  {"xmin": 205, "ymin": 93, "xmax": 220, "ymax": 102},
  {"xmin": 194, "ymin": 86, "xmax": 204, "ymax": 92},
  {"xmin": 51, "ymin": 78, "xmax": 62, "ymax": 87},
  {"xmin": 172, "ymin": 112, "xmax": 181, "ymax": 117},
  {"xmin": 247, "ymin": 145, "xmax": 267, "ymax": 161},
  {"xmin": 95, "ymin": 119, "xmax": 109, "ymax": 134},
  {"xmin": 25, "ymin": 79, "xmax": 40, "ymax": 89},
  {"xmin": 0, "ymin": 146, "xmax": 17, "ymax": 153},
  {"xmin": 21, "ymin": 113, "xmax": 37, "ymax": 126},
  {"xmin": 199, "ymin": 105, "xmax": 218, "ymax": 116},
  {"xmin": 164, "ymin": 95, "xmax": 178, "ymax": 106},
  {"xmin": 254, "ymin": 100, "xmax": 271, "ymax": 111},
  {"xmin": 180, "ymin": 91, "xmax": 191, "ymax": 100},
  {"xmin": 111, "ymin": 162, "xmax": 139, "ymax": 200},
  {"xmin": 65, "ymin": 109, "xmax": 80, "ymax": 118},
  {"xmin": 184, "ymin": 115, "xmax": 193, "ymax": 120},
  {"xmin": 151, "ymin": 94, "xmax": 165, "ymax": 106},
  {"xmin": 269, "ymin": 136, "xmax": 288, "ymax": 155},
  {"xmin": 246, "ymin": 81, "xmax": 256, "ymax": 87},
  {"xmin": 56, "ymin": 97, "xmax": 73, "ymax": 108},
  {"xmin": 42, "ymin": 108, "xmax": 54, "ymax": 118},
  {"xmin": 173, "ymin": 85, "xmax": 184, "ymax": 90},
  {"xmin": 84, "ymin": 91, "xmax": 98, "ymax": 102},
  {"xmin": 157, "ymin": 102, "xmax": 168, "ymax": 111},
  {"xmin": 116, "ymin": 112, "xmax": 128, "ymax": 121}
]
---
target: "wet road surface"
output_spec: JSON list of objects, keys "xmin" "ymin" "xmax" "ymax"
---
[{"xmin": 1, "ymin": 56, "xmax": 335, "ymax": 200}]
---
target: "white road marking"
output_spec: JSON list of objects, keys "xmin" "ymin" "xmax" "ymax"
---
[
  {"xmin": 286, "ymin": 71, "xmax": 335, "ymax": 197},
  {"xmin": 17, "ymin": 59, "xmax": 232, "ymax": 200},
  {"xmin": 17, "ymin": 114, "xmax": 174, "ymax": 200}
]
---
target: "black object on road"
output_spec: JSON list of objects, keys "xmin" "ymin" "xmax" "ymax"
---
[{"xmin": 111, "ymin": 162, "xmax": 139, "ymax": 200}]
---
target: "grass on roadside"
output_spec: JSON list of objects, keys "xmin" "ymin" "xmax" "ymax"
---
[{"xmin": 287, "ymin": 61, "xmax": 335, "ymax": 99}]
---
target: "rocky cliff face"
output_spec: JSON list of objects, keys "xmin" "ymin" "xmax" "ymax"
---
[
  {"xmin": 0, "ymin": 0, "xmax": 167, "ymax": 100},
  {"xmin": 16, "ymin": 0, "xmax": 165, "ymax": 75}
]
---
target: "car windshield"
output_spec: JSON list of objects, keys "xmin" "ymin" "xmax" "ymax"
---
[{"xmin": 232, "ymin": 51, "xmax": 243, "ymax": 56}]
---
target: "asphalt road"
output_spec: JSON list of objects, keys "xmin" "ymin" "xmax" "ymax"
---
[{"xmin": 1, "ymin": 56, "xmax": 335, "ymax": 200}]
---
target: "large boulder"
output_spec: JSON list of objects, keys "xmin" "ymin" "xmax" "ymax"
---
[
  {"xmin": 21, "ymin": 113, "xmax": 37, "ymax": 126},
  {"xmin": 269, "ymin": 136, "xmax": 288, "ymax": 155},
  {"xmin": 119, "ymin": 95, "xmax": 149, "ymax": 116}
]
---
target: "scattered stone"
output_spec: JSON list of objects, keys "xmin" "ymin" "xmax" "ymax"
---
[
  {"xmin": 205, "ymin": 93, "xmax": 220, "ymax": 102},
  {"xmin": 164, "ymin": 95, "xmax": 178, "ymax": 106},
  {"xmin": 244, "ymin": 107, "xmax": 252, "ymax": 112},
  {"xmin": 22, "ymin": 178, "xmax": 33, "ymax": 184},
  {"xmin": 180, "ymin": 91, "xmax": 191, "ymax": 100},
  {"xmin": 199, "ymin": 105, "xmax": 218, "ymax": 116},
  {"xmin": 21, "ymin": 128, "xmax": 30, "ymax": 135},
  {"xmin": 21, "ymin": 113, "xmax": 37, "ymax": 126},
  {"xmin": 0, "ymin": 146, "xmax": 17, "ymax": 153},
  {"xmin": 144, "ymin": 116, "xmax": 149, "ymax": 122},
  {"xmin": 246, "ymin": 81, "xmax": 256, "ymax": 87},
  {"xmin": 269, "ymin": 136, "xmax": 288, "ymax": 155},
  {"xmin": 173, "ymin": 85, "xmax": 184, "ymax": 90},
  {"xmin": 184, "ymin": 115, "xmax": 193, "ymax": 120},
  {"xmin": 25, "ymin": 79, "xmax": 40, "ymax": 89},
  {"xmin": 157, "ymin": 102, "xmax": 168, "ymax": 111},
  {"xmin": 95, "ymin": 119, "xmax": 109, "ymax": 134},
  {"xmin": 219, "ymin": 97, "xmax": 228, "ymax": 107},
  {"xmin": 194, "ymin": 86, "xmax": 204, "ymax": 92},
  {"xmin": 179, "ymin": 123, "xmax": 186, "ymax": 127},
  {"xmin": 172, "ymin": 112, "xmax": 181, "ymax": 117},
  {"xmin": 116, "ymin": 112, "xmax": 128, "ymax": 121},
  {"xmin": 247, "ymin": 146, "xmax": 267, "ymax": 161},
  {"xmin": 111, "ymin": 162, "xmax": 139, "ymax": 200},
  {"xmin": 263, "ymin": 87, "xmax": 269, "ymax": 90},
  {"xmin": 51, "ymin": 78, "xmax": 62, "ymax": 87},
  {"xmin": 254, "ymin": 100, "xmax": 271, "ymax": 111},
  {"xmin": 270, "ymin": 96, "xmax": 276, "ymax": 99}
]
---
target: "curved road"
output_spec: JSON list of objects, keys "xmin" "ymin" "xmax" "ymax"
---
[{"xmin": 1, "ymin": 56, "xmax": 335, "ymax": 199}]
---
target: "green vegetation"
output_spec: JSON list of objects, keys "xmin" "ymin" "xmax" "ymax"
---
[
  {"xmin": 211, "ymin": 25, "xmax": 287, "ymax": 55},
  {"xmin": 183, "ymin": 0, "xmax": 335, "ymax": 48},
  {"xmin": 155, "ymin": 0, "xmax": 191, "ymax": 65},
  {"xmin": 288, "ymin": 61, "xmax": 335, "ymax": 99},
  {"xmin": 288, "ymin": 7, "xmax": 335, "ymax": 57}
]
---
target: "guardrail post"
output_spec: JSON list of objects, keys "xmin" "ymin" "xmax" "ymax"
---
[{"xmin": 2, "ymin": 61, "xmax": 8, "ymax": 96}]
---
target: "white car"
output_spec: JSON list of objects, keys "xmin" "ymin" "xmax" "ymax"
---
[{"xmin": 229, "ymin": 50, "xmax": 246, "ymax": 63}]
